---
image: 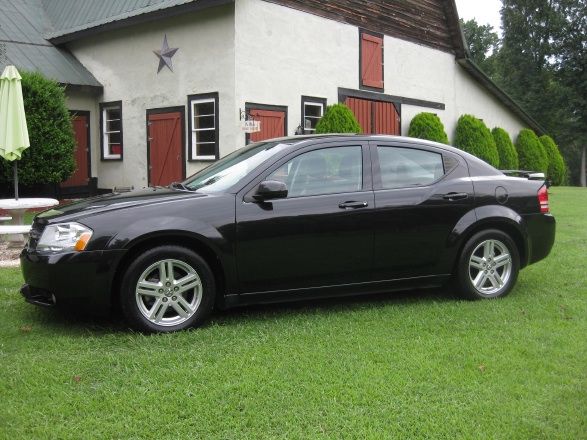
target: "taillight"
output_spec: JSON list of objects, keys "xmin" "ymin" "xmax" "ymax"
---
[{"xmin": 538, "ymin": 186, "xmax": 549, "ymax": 213}]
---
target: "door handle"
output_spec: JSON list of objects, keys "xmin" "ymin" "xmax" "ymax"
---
[
  {"xmin": 339, "ymin": 201, "xmax": 369, "ymax": 209},
  {"xmin": 442, "ymin": 192, "xmax": 469, "ymax": 201}
]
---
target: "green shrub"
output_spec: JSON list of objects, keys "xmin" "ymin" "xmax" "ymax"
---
[
  {"xmin": 408, "ymin": 112, "xmax": 449, "ymax": 144},
  {"xmin": 454, "ymin": 115, "xmax": 499, "ymax": 167},
  {"xmin": 539, "ymin": 135, "xmax": 566, "ymax": 185},
  {"xmin": 515, "ymin": 129, "xmax": 548, "ymax": 174},
  {"xmin": 0, "ymin": 71, "xmax": 75, "ymax": 185},
  {"xmin": 315, "ymin": 104, "xmax": 362, "ymax": 134},
  {"xmin": 491, "ymin": 127, "xmax": 518, "ymax": 169}
]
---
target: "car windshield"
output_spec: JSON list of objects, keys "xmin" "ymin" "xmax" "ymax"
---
[{"xmin": 183, "ymin": 141, "xmax": 292, "ymax": 192}]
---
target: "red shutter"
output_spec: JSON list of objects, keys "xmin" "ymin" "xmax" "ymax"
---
[{"xmin": 361, "ymin": 33, "xmax": 384, "ymax": 89}]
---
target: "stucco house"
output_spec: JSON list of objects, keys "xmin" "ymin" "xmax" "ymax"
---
[{"xmin": 0, "ymin": 0, "xmax": 543, "ymax": 194}]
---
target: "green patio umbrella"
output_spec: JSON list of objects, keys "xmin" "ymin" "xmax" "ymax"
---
[{"xmin": 0, "ymin": 65, "xmax": 30, "ymax": 200}]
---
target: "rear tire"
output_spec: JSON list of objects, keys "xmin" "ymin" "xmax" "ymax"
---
[
  {"xmin": 456, "ymin": 229, "xmax": 520, "ymax": 300},
  {"xmin": 120, "ymin": 245, "xmax": 215, "ymax": 333}
]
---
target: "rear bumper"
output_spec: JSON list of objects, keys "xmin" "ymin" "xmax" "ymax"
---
[
  {"xmin": 525, "ymin": 213, "xmax": 556, "ymax": 265},
  {"xmin": 20, "ymin": 248, "xmax": 126, "ymax": 312}
]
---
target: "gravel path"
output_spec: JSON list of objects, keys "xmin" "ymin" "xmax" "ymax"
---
[{"xmin": 0, "ymin": 242, "xmax": 22, "ymax": 267}]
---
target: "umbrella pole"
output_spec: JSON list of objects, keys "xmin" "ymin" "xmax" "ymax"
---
[{"xmin": 13, "ymin": 161, "xmax": 19, "ymax": 200}]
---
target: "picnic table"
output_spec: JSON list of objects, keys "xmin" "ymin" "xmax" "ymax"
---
[{"xmin": 0, "ymin": 198, "xmax": 59, "ymax": 247}]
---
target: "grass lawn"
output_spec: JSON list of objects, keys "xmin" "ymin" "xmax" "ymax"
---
[{"xmin": 1, "ymin": 187, "xmax": 585, "ymax": 439}]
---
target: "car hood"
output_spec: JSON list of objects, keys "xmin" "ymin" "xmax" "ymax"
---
[{"xmin": 37, "ymin": 188, "xmax": 207, "ymax": 222}]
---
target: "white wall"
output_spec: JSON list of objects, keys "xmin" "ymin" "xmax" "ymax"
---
[
  {"xmin": 67, "ymin": 4, "xmax": 235, "ymax": 189},
  {"xmin": 384, "ymin": 35, "xmax": 527, "ymax": 140},
  {"xmin": 235, "ymin": 0, "xmax": 526, "ymax": 147},
  {"xmin": 235, "ymin": 0, "xmax": 358, "ymax": 143}
]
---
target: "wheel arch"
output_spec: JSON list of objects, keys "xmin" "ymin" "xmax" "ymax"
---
[
  {"xmin": 110, "ymin": 231, "xmax": 228, "ymax": 311},
  {"xmin": 453, "ymin": 207, "xmax": 529, "ymax": 270}
]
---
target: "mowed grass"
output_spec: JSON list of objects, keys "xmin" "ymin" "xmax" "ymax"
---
[{"xmin": 0, "ymin": 188, "xmax": 585, "ymax": 439}]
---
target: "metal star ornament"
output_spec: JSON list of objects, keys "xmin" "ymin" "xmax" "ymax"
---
[{"xmin": 153, "ymin": 34, "xmax": 178, "ymax": 73}]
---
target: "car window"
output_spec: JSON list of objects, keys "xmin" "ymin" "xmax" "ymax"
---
[
  {"xmin": 183, "ymin": 141, "xmax": 291, "ymax": 192},
  {"xmin": 377, "ymin": 146, "xmax": 444, "ymax": 189},
  {"xmin": 268, "ymin": 146, "xmax": 363, "ymax": 197}
]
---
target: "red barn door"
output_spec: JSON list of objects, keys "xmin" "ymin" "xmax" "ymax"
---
[
  {"xmin": 148, "ymin": 110, "xmax": 184, "ymax": 187},
  {"xmin": 62, "ymin": 112, "xmax": 90, "ymax": 187},
  {"xmin": 248, "ymin": 108, "xmax": 286, "ymax": 143},
  {"xmin": 345, "ymin": 98, "xmax": 400, "ymax": 135}
]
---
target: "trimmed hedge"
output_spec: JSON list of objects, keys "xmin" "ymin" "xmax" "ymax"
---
[
  {"xmin": 0, "ymin": 71, "xmax": 75, "ymax": 185},
  {"xmin": 315, "ymin": 104, "xmax": 362, "ymax": 134},
  {"xmin": 408, "ymin": 112, "xmax": 449, "ymax": 144},
  {"xmin": 515, "ymin": 129, "xmax": 548, "ymax": 174},
  {"xmin": 454, "ymin": 115, "xmax": 499, "ymax": 167},
  {"xmin": 492, "ymin": 127, "xmax": 518, "ymax": 170},
  {"xmin": 539, "ymin": 135, "xmax": 566, "ymax": 185}
]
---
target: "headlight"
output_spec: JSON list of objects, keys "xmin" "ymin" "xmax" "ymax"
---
[{"xmin": 37, "ymin": 222, "xmax": 93, "ymax": 252}]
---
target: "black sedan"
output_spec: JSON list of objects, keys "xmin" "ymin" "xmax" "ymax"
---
[{"xmin": 20, "ymin": 135, "xmax": 555, "ymax": 332}]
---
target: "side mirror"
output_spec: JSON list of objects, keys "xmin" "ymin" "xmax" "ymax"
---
[{"xmin": 253, "ymin": 180, "xmax": 288, "ymax": 201}]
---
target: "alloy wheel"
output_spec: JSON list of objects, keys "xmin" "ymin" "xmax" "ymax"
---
[
  {"xmin": 135, "ymin": 259, "xmax": 202, "ymax": 326},
  {"xmin": 468, "ymin": 239, "xmax": 513, "ymax": 295}
]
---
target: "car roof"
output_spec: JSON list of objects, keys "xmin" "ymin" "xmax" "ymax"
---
[
  {"xmin": 277, "ymin": 134, "xmax": 460, "ymax": 154},
  {"xmin": 274, "ymin": 134, "xmax": 500, "ymax": 176}
]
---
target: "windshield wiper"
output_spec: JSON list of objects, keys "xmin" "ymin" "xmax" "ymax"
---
[
  {"xmin": 169, "ymin": 181, "xmax": 191, "ymax": 191},
  {"xmin": 190, "ymin": 175, "xmax": 224, "ymax": 191}
]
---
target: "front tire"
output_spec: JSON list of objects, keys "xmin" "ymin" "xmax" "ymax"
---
[
  {"xmin": 456, "ymin": 229, "xmax": 520, "ymax": 300},
  {"xmin": 120, "ymin": 245, "xmax": 215, "ymax": 333}
]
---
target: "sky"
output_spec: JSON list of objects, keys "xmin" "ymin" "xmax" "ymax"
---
[{"xmin": 455, "ymin": 0, "xmax": 503, "ymax": 35}]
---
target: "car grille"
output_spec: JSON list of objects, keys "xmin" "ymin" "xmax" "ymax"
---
[{"xmin": 27, "ymin": 220, "xmax": 45, "ymax": 251}]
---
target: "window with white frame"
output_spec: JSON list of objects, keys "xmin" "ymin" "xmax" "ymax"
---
[
  {"xmin": 189, "ymin": 93, "xmax": 219, "ymax": 160},
  {"xmin": 100, "ymin": 102, "xmax": 123, "ymax": 160},
  {"xmin": 301, "ymin": 96, "xmax": 327, "ymax": 134}
]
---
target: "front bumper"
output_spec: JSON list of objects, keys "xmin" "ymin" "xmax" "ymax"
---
[{"xmin": 20, "ymin": 248, "xmax": 126, "ymax": 312}]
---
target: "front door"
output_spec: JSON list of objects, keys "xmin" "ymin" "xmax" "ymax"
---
[
  {"xmin": 236, "ymin": 142, "xmax": 373, "ymax": 293},
  {"xmin": 345, "ymin": 97, "xmax": 400, "ymax": 135},
  {"xmin": 148, "ymin": 109, "xmax": 184, "ymax": 186},
  {"xmin": 62, "ymin": 112, "xmax": 90, "ymax": 187},
  {"xmin": 247, "ymin": 107, "xmax": 286, "ymax": 143}
]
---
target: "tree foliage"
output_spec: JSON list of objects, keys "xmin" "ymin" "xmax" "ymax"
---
[
  {"xmin": 454, "ymin": 115, "xmax": 500, "ymax": 167},
  {"xmin": 492, "ymin": 127, "xmax": 519, "ymax": 169},
  {"xmin": 461, "ymin": 1, "xmax": 586, "ymax": 184},
  {"xmin": 315, "ymin": 104, "xmax": 362, "ymax": 134},
  {"xmin": 460, "ymin": 18, "xmax": 499, "ymax": 76},
  {"xmin": 515, "ymin": 129, "xmax": 548, "ymax": 173},
  {"xmin": 407, "ymin": 112, "xmax": 449, "ymax": 144},
  {"xmin": 539, "ymin": 134, "xmax": 567, "ymax": 185},
  {"xmin": 0, "ymin": 71, "xmax": 75, "ymax": 185}
]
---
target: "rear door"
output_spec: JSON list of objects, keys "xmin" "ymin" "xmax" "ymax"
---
[
  {"xmin": 370, "ymin": 141, "xmax": 474, "ymax": 280},
  {"xmin": 235, "ymin": 141, "xmax": 374, "ymax": 293}
]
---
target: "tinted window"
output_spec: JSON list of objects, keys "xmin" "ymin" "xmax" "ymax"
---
[
  {"xmin": 268, "ymin": 146, "xmax": 362, "ymax": 197},
  {"xmin": 377, "ymin": 146, "xmax": 444, "ymax": 189}
]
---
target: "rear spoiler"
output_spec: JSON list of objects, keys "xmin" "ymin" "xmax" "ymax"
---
[{"xmin": 501, "ymin": 170, "xmax": 550, "ymax": 187}]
